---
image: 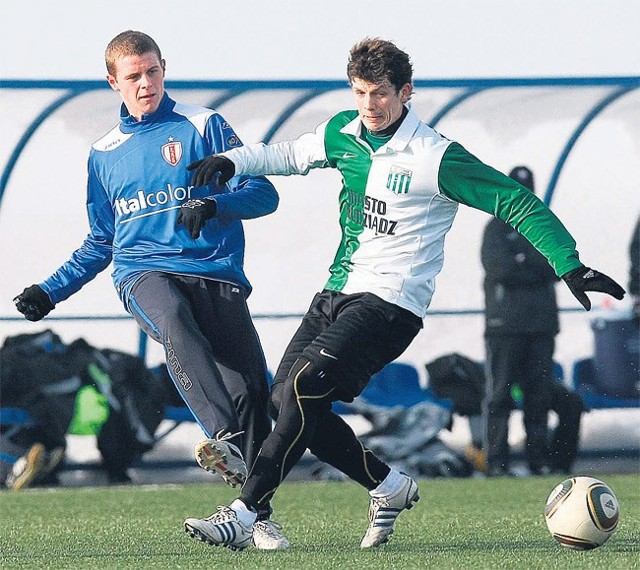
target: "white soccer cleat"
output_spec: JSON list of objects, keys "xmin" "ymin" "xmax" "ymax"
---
[
  {"xmin": 184, "ymin": 506, "xmax": 253, "ymax": 551},
  {"xmin": 252, "ymin": 519, "xmax": 290, "ymax": 550},
  {"xmin": 194, "ymin": 430, "xmax": 247, "ymax": 488},
  {"xmin": 360, "ymin": 473, "xmax": 419, "ymax": 548}
]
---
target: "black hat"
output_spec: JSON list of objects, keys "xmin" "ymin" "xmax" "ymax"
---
[{"xmin": 508, "ymin": 166, "xmax": 534, "ymax": 191}]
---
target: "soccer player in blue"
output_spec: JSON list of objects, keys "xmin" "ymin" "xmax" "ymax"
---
[{"xmin": 13, "ymin": 30, "xmax": 289, "ymax": 550}]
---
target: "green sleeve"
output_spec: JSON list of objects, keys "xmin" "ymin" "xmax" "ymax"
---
[{"xmin": 438, "ymin": 142, "xmax": 582, "ymax": 277}]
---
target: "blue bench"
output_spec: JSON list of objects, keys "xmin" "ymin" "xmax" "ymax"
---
[
  {"xmin": 0, "ymin": 405, "xmax": 196, "ymax": 441},
  {"xmin": 572, "ymin": 358, "xmax": 640, "ymax": 409},
  {"xmin": 332, "ymin": 362, "xmax": 453, "ymax": 415},
  {"xmin": 0, "ymin": 407, "xmax": 34, "ymax": 444}
]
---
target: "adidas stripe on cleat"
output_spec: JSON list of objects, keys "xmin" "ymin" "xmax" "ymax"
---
[
  {"xmin": 360, "ymin": 473, "xmax": 420, "ymax": 548},
  {"xmin": 184, "ymin": 506, "xmax": 253, "ymax": 551}
]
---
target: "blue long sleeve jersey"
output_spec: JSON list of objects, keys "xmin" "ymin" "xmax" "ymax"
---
[{"xmin": 40, "ymin": 93, "xmax": 278, "ymax": 311}]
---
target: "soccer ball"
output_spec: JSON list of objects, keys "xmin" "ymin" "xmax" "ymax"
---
[{"xmin": 544, "ymin": 476, "xmax": 619, "ymax": 550}]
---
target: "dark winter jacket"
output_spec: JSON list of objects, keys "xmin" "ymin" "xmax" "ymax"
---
[{"xmin": 481, "ymin": 218, "xmax": 559, "ymax": 335}]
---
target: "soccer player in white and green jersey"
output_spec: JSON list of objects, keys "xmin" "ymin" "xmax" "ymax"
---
[{"xmin": 182, "ymin": 38, "xmax": 625, "ymax": 551}]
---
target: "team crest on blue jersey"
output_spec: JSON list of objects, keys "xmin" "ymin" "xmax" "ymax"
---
[
  {"xmin": 387, "ymin": 165, "xmax": 412, "ymax": 194},
  {"xmin": 161, "ymin": 140, "xmax": 183, "ymax": 166}
]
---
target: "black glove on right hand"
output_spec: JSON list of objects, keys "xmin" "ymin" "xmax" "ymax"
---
[
  {"xmin": 14, "ymin": 284, "xmax": 55, "ymax": 321},
  {"xmin": 561, "ymin": 266, "xmax": 626, "ymax": 311},
  {"xmin": 187, "ymin": 155, "xmax": 235, "ymax": 188},
  {"xmin": 176, "ymin": 198, "xmax": 217, "ymax": 239}
]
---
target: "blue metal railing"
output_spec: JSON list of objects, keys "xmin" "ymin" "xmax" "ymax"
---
[{"xmin": 0, "ymin": 307, "xmax": 585, "ymax": 362}]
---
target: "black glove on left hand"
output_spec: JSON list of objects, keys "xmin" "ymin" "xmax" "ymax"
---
[
  {"xmin": 176, "ymin": 198, "xmax": 217, "ymax": 239},
  {"xmin": 187, "ymin": 155, "xmax": 235, "ymax": 188},
  {"xmin": 14, "ymin": 284, "xmax": 55, "ymax": 321},
  {"xmin": 561, "ymin": 266, "xmax": 626, "ymax": 311}
]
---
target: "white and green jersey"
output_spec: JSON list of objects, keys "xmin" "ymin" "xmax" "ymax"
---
[{"xmin": 223, "ymin": 106, "xmax": 581, "ymax": 317}]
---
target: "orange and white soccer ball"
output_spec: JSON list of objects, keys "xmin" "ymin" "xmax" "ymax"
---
[{"xmin": 544, "ymin": 476, "xmax": 619, "ymax": 550}]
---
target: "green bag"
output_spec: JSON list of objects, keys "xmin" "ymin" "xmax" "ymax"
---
[{"xmin": 68, "ymin": 385, "xmax": 110, "ymax": 436}]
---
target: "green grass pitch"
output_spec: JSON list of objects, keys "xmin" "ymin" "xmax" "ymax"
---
[{"xmin": 1, "ymin": 473, "xmax": 638, "ymax": 569}]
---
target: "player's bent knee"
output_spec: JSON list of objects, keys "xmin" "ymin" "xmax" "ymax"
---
[{"xmin": 286, "ymin": 357, "xmax": 336, "ymax": 399}]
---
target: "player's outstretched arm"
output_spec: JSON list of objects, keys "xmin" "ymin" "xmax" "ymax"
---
[{"xmin": 561, "ymin": 266, "xmax": 626, "ymax": 311}]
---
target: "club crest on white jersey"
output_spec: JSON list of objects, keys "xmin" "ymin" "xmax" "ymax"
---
[{"xmin": 387, "ymin": 165, "xmax": 412, "ymax": 194}]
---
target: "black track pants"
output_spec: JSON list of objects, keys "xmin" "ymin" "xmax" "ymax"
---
[{"xmin": 128, "ymin": 272, "xmax": 271, "ymax": 468}]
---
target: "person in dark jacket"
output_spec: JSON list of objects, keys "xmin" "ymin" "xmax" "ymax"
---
[
  {"xmin": 630, "ymin": 215, "xmax": 640, "ymax": 322},
  {"xmin": 481, "ymin": 166, "xmax": 582, "ymax": 476}
]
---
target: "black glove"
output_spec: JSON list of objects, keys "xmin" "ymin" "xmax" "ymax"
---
[
  {"xmin": 187, "ymin": 155, "xmax": 235, "ymax": 188},
  {"xmin": 14, "ymin": 284, "xmax": 55, "ymax": 321},
  {"xmin": 561, "ymin": 266, "xmax": 626, "ymax": 311},
  {"xmin": 176, "ymin": 198, "xmax": 217, "ymax": 239}
]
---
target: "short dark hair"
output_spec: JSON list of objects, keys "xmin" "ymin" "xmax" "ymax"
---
[
  {"xmin": 347, "ymin": 38, "xmax": 413, "ymax": 91},
  {"xmin": 105, "ymin": 30, "xmax": 162, "ymax": 76}
]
